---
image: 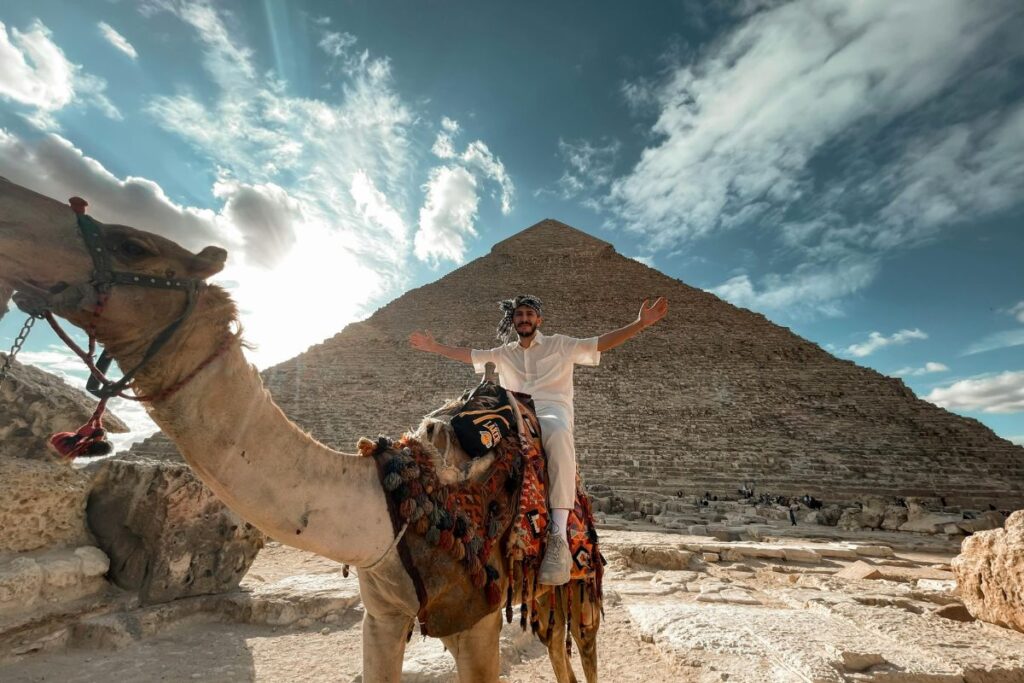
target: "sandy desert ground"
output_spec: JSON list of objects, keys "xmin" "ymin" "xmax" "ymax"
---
[{"xmin": 3, "ymin": 519, "xmax": 1024, "ymax": 682}]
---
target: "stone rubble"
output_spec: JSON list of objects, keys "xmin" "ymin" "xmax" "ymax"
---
[
  {"xmin": 954, "ymin": 510, "xmax": 1024, "ymax": 633},
  {"xmin": 3, "ymin": 518, "xmax": 1022, "ymax": 682},
  {"xmin": 86, "ymin": 453, "xmax": 264, "ymax": 604}
]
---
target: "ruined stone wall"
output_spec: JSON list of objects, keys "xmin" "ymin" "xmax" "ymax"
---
[{"xmin": 130, "ymin": 221, "xmax": 1024, "ymax": 508}]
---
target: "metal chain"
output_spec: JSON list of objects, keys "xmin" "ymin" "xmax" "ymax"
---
[{"xmin": 0, "ymin": 314, "xmax": 38, "ymax": 389}]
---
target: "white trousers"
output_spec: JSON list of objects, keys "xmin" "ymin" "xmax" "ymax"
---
[{"xmin": 535, "ymin": 401, "xmax": 576, "ymax": 509}]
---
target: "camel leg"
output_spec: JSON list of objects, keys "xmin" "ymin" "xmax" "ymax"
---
[
  {"xmin": 535, "ymin": 588, "xmax": 576, "ymax": 683},
  {"xmin": 360, "ymin": 610, "xmax": 413, "ymax": 683},
  {"xmin": 356, "ymin": 552, "xmax": 420, "ymax": 683},
  {"xmin": 440, "ymin": 608, "xmax": 502, "ymax": 683},
  {"xmin": 573, "ymin": 622, "xmax": 598, "ymax": 683},
  {"xmin": 545, "ymin": 614, "xmax": 577, "ymax": 683}
]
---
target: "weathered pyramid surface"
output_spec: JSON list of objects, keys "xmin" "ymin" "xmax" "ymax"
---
[{"xmin": 131, "ymin": 219, "xmax": 1024, "ymax": 507}]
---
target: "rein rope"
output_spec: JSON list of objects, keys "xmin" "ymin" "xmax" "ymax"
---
[{"xmin": 13, "ymin": 196, "xmax": 231, "ymax": 459}]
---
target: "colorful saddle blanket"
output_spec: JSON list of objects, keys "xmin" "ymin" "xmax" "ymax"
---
[{"xmin": 359, "ymin": 386, "xmax": 603, "ymax": 638}]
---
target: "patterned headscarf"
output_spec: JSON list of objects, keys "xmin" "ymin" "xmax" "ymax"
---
[{"xmin": 496, "ymin": 294, "xmax": 544, "ymax": 343}]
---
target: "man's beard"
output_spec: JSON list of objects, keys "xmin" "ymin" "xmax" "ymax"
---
[{"xmin": 516, "ymin": 323, "xmax": 537, "ymax": 339}]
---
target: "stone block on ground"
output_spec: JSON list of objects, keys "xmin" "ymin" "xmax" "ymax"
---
[
  {"xmin": 835, "ymin": 560, "xmax": 883, "ymax": 581},
  {"xmin": 782, "ymin": 547, "xmax": 822, "ymax": 563},
  {"xmin": 881, "ymin": 504, "xmax": 909, "ymax": 530},
  {"xmin": 615, "ymin": 544, "xmax": 695, "ymax": 570},
  {"xmin": 0, "ymin": 546, "xmax": 110, "ymax": 617},
  {"xmin": 87, "ymin": 454, "xmax": 264, "ymax": 604},
  {"xmin": 899, "ymin": 513, "xmax": 965, "ymax": 534},
  {"xmin": 957, "ymin": 511, "xmax": 1005, "ymax": 534},
  {"xmin": 952, "ymin": 509, "xmax": 1024, "ymax": 633},
  {"xmin": 0, "ymin": 457, "xmax": 93, "ymax": 553}
]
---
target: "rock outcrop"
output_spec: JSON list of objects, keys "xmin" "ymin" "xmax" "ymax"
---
[
  {"xmin": 87, "ymin": 453, "xmax": 264, "ymax": 604},
  {"xmin": 0, "ymin": 457, "xmax": 93, "ymax": 553},
  {"xmin": 953, "ymin": 509, "xmax": 1024, "ymax": 633},
  {"xmin": 0, "ymin": 354, "xmax": 128, "ymax": 460}
]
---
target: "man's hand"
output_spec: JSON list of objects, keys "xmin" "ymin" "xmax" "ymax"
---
[
  {"xmin": 597, "ymin": 297, "xmax": 669, "ymax": 352},
  {"xmin": 409, "ymin": 331, "xmax": 473, "ymax": 364},
  {"xmin": 409, "ymin": 330, "xmax": 437, "ymax": 353},
  {"xmin": 638, "ymin": 297, "xmax": 668, "ymax": 328}
]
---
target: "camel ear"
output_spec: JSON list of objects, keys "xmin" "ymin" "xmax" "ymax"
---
[{"xmin": 188, "ymin": 246, "xmax": 228, "ymax": 278}]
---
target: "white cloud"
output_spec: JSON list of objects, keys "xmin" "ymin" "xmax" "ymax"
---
[
  {"xmin": 1008, "ymin": 301, "xmax": 1024, "ymax": 324},
  {"xmin": 0, "ymin": 19, "xmax": 120, "ymax": 126},
  {"xmin": 630, "ymin": 255, "xmax": 655, "ymax": 267},
  {"xmin": 461, "ymin": 140, "xmax": 513, "ymax": 215},
  {"xmin": 925, "ymin": 371, "xmax": 1024, "ymax": 414},
  {"xmin": 1007, "ymin": 435, "xmax": 1024, "ymax": 446},
  {"xmin": 415, "ymin": 119, "xmax": 514, "ymax": 262},
  {"xmin": 350, "ymin": 169, "xmax": 408, "ymax": 263},
  {"xmin": 893, "ymin": 362, "xmax": 949, "ymax": 377},
  {"xmin": 429, "ymin": 120, "xmax": 513, "ymax": 215},
  {"xmin": 846, "ymin": 328, "xmax": 927, "ymax": 358},
  {"xmin": 17, "ymin": 345, "xmax": 90, "ymax": 379},
  {"xmin": 601, "ymin": 0, "xmax": 1023, "ymax": 314},
  {"xmin": 710, "ymin": 258, "xmax": 878, "ymax": 315},
  {"xmin": 0, "ymin": 128, "xmax": 383, "ymax": 368},
  {"xmin": 414, "ymin": 166, "xmax": 479, "ymax": 265},
  {"xmin": 0, "ymin": 20, "xmax": 74, "ymax": 111},
  {"xmin": 212, "ymin": 178, "xmax": 301, "ymax": 269},
  {"xmin": 144, "ymin": 2, "xmax": 418, "ymax": 272},
  {"xmin": 319, "ymin": 31, "xmax": 357, "ymax": 59},
  {"xmin": 0, "ymin": 130, "xmax": 224, "ymax": 252},
  {"xmin": 98, "ymin": 21, "xmax": 138, "ymax": 60},
  {"xmin": 610, "ymin": 0, "xmax": 1013, "ymax": 243},
  {"xmin": 550, "ymin": 138, "xmax": 620, "ymax": 200},
  {"xmin": 432, "ymin": 130, "xmax": 456, "ymax": 159},
  {"xmin": 963, "ymin": 329, "xmax": 1024, "ymax": 356}
]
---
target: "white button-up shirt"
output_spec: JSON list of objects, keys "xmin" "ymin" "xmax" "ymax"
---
[{"xmin": 471, "ymin": 331, "xmax": 601, "ymax": 415}]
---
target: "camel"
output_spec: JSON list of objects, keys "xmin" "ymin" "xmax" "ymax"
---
[{"xmin": 0, "ymin": 176, "xmax": 598, "ymax": 682}]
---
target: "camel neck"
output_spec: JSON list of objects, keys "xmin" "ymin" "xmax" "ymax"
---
[{"xmin": 141, "ymin": 341, "xmax": 393, "ymax": 566}]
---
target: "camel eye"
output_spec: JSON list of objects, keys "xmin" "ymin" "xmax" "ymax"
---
[{"xmin": 119, "ymin": 240, "xmax": 153, "ymax": 259}]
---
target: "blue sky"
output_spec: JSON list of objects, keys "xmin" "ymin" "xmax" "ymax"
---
[{"xmin": 0, "ymin": 0, "xmax": 1022, "ymax": 449}]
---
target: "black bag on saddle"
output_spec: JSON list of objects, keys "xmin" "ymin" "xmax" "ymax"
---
[{"xmin": 450, "ymin": 379, "xmax": 515, "ymax": 458}]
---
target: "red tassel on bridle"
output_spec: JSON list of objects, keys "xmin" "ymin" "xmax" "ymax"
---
[{"xmin": 49, "ymin": 398, "xmax": 114, "ymax": 460}]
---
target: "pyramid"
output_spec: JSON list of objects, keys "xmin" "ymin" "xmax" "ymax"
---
[{"xmin": 131, "ymin": 219, "xmax": 1024, "ymax": 508}]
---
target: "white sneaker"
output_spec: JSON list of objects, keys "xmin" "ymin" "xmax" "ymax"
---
[{"xmin": 538, "ymin": 527, "xmax": 571, "ymax": 586}]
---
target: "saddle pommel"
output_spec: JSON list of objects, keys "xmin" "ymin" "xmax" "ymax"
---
[{"xmin": 484, "ymin": 362, "xmax": 498, "ymax": 384}]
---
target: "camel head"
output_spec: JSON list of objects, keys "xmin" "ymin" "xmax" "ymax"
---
[{"xmin": 0, "ymin": 176, "xmax": 229, "ymax": 370}]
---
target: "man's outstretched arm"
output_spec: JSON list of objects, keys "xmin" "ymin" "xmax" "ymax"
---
[
  {"xmin": 409, "ymin": 330, "xmax": 473, "ymax": 364},
  {"xmin": 596, "ymin": 297, "xmax": 668, "ymax": 352}
]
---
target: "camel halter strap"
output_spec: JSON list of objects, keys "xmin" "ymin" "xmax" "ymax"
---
[
  {"xmin": 18, "ymin": 197, "xmax": 229, "ymax": 459},
  {"xmin": 66, "ymin": 196, "xmax": 204, "ymax": 401}
]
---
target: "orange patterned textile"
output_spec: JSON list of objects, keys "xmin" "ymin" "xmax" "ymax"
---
[
  {"xmin": 508, "ymin": 394, "xmax": 603, "ymax": 582},
  {"xmin": 360, "ymin": 387, "xmax": 602, "ymax": 638}
]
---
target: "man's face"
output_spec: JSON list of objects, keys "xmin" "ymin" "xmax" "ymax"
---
[{"xmin": 513, "ymin": 305, "xmax": 542, "ymax": 339}]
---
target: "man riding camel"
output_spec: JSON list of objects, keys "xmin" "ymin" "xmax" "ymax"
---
[{"xmin": 410, "ymin": 294, "xmax": 668, "ymax": 585}]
